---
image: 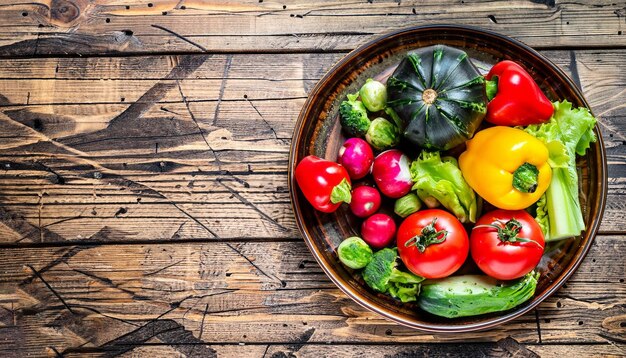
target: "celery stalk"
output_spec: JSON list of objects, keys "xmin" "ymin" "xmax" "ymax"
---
[{"xmin": 524, "ymin": 100, "xmax": 596, "ymax": 241}]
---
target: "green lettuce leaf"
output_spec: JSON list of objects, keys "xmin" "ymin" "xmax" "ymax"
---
[
  {"xmin": 523, "ymin": 100, "xmax": 597, "ymax": 241},
  {"xmin": 410, "ymin": 151, "xmax": 477, "ymax": 223}
]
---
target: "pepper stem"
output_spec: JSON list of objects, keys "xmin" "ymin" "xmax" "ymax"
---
[
  {"xmin": 512, "ymin": 163, "xmax": 539, "ymax": 193},
  {"xmin": 485, "ymin": 76, "xmax": 498, "ymax": 101},
  {"xmin": 330, "ymin": 178, "xmax": 352, "ymax": 204},
  {"xmin": 404, "ymin": 218, "xmax": 448, "ymax": 253}
]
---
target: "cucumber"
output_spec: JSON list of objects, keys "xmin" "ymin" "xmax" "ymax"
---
[{"xmin": 418, "ymin": 272, "xmax": 539, "ymax": 318}]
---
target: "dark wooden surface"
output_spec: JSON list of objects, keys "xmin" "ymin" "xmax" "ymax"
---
[{"xmin": 0, "ymin": 1, "xmax": 624, "ymax": 357}]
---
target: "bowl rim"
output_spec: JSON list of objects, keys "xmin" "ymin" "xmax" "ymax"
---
[{"xmin": 287, "ymin": 23, "xmax": 608, "ymax": 333}]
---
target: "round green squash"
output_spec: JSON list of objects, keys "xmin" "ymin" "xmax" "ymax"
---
[{"xmin": 386, "ymin": 45, "xmax": 487, "ymax": 151}]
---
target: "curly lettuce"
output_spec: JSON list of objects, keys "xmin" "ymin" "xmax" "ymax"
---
[{"xmin": 410, "ymin": 151, "xmax": 477, "ymax": 223}]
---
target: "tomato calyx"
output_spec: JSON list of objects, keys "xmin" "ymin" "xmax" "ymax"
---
[
  {"xmin": 473, "ymin": 218, "xmax": 542, "ymax": 249},
  {"xmin": 403, "ymin": 218, "xmax": 448, "ymax": 253}
]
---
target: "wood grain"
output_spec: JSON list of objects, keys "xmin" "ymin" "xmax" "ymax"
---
[
  {"xmin": 0, "ymin": 3, "xmax": 624, "ymax": 354},
  {"xmin": 0, "ymin": 50, "xmax": 623, "ymax": 245},
  {"xmin": 0, "ymin": 234, "xmax": 622, "ymax": 356},
  {"xmin": 0, "ymin": 1, "xmax": 625, "ymax": 56}
]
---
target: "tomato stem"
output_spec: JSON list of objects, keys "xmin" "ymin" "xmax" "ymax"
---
[
  {"xmin": 473, "ymin": 219, "xmax": 543, "ymax": 249},
  {"xmin": 404, "ymin": 218, "xmax": 448, "ymax": 253}
]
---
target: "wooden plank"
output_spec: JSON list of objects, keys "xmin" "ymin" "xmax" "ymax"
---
[
  {"xmin": 0, "ymin": 235, "xmax": 622, "ymax": 355},
  {"xmin": 0, "ymin": 50, "xmax": 624, "ymax": 244},
  {"xmin": 0, "ymin": 1, "xmax": 625, "ymax": 56},
  {"xmin": 54, "ymin": 341, "xmax": 626, "ymax": 358}
]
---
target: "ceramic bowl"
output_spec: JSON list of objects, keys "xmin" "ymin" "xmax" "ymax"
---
[{"xmin": 288, "ymin": 24, "xmax": 607, "ymax": 332}]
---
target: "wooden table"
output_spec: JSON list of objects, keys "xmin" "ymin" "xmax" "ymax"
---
[{"xmin": 0, "ymin": 1, "xmax": 624, "ymax": 356}]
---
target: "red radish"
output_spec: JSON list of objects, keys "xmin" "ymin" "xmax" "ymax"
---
[
  {"xmin": 361, "ymin": 213, "xmax": 397, "ymax": 249},
  {"xmin": 350, "ymin": 186, "xmax": 382, "ymax": 218},
  {"xmin": 337, "ymin": 138, "xmax": 374, "ymax": 180},
  {"xmin": 371, "ymin": 149, "xmax": 413, "ymax": 198}
]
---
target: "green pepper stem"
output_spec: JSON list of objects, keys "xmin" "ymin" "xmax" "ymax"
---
[
  {"xmin": 404, "ymin": 218, "xmax": 448, "ymax": 252},
  {"xmin": 330, "ymin": 178, "xmax": 352, "ymax": 204},
  {"xmin": 485, "ymin": 76, "xmax": 498, "ymax": 101},
  {"xmin": 512, "ymin": 163, "xmax": 540, "ymax": 193}
]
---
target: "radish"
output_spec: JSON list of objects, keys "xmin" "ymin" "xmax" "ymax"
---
[
  {"xmin": 361, "ymin": 213, "xmax": 396, "ymax": 249},
  {"xmin": 350, "ymin": 186, "xmax": 381, "ymax": 218},
  {"xmin": 371, "ymin": 149, "xmax": 413, "ymax": 198},
  {"xmin": 337, "ymin": 138, "xmax": 374, "ymax": 180}
]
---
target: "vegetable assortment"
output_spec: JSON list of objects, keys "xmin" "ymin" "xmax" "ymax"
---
[{"xmin": 294, "ymin": 47, "xmax": 598, "ymax": 319}]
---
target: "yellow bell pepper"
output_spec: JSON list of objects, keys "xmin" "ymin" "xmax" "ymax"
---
[{"xmin": 459, "ymin": 126, "xmax": 551, "ymax": 210}]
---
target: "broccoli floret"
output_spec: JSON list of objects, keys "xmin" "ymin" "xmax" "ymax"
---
[
  {"xmin": 339, "ymin": 92, "xmax": 371, "ymax": 137},
  {"xmin": 362, "ymin": 248, "xmax": 424, "ymax": 302}
]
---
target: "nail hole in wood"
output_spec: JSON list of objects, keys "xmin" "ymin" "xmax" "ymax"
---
[
  {"xmin": 180, "ymin": 5, "xmax": 186, "ymax": 10},
  {"xmin": 283, "ymin": 5, "xmax": 286, "ymax": 9},
  {"xmin": 619, "ymin": 278, "xmax": 624, "ymax": 283},
  {"xmin": 566, "ymin": 21, "xmax": 570, "ymax": 25},
  {"xmin": 121, "ymin": 97, "xmax": 126, "ymax": 102},
  {"xmin": 488, "ymin": 14, "xmax": 498, "ymax": 23},
  {"xmin": 125, "ymin": 5, "xmax": 130, "ymax": 9},
  {"xmin": 385, "ymin": 329, "xmax": 392, "ymax": 335},
  {"xmin": 556, "ymin": 301, "xmax": 562, "ymax": 308},
  {"xmin": 105, "ymin": 18, "xmax": 110, "ymax": 23},
  {"xmin": 122, "ymin": 30, "xmax": 133, "ymax": 36},
  {"xmin": 578, "ymin": 321, "xmax": 583, "ymax": 325},
  {"xmin": 620, "ymin": 322, "xmax": 626, "ymax": 328},
  {"xmin": 22, "ymin": 12, "xmax": 28, "ymax": 16},
  {"xmin": 162, "ymin": 11, "xmax": 167, "ymax": 15},
  {"xmin": 148, "ymin": 3, "xmax": 153, "ymax": 7}
]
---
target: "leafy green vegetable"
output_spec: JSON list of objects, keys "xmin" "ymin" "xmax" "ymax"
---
[
  {"xmin": 410, "ymin": 151, "xmax": 477, "ymax": 223},
  {"xmin": 524, "ymin": 100, "xmax": 597, "ymax": 241},
  {"xmin": 359, "ymin": 79, "xmax": 387, "ymax": 112},
  {"xmin": 337, "ymin": 236, "xmax": 373, "ymax": 269},
  {"xmin": 418, "ymin": 272, "xmax": 539, "ymax": 318},
  {"xmin": 365, "ymin": 117, "xmax": 400, "ymax": 151},
  {"xmin": 339, "ymin": 92, "xmax": 371, "ymax": 137},
  {"xmin": 362, "ymin": 248, "xmax": 424, "ymax": 303}
]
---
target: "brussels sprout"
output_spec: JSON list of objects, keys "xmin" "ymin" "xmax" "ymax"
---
[
  {"xmin": 339, "ymin": 93, "xmax": 371, "ymax": 137},
  {"xmin": 359, "ymin": 79, "xmax": 387, "ymax": 112},
  {"xmin": 337, "ymin": 237, "xmax": 373, "ymax": 269},
  {"xmin": 394, "ymin": 193, "xmax": 422, "ymax": 218},
  {"xmin": 365, "ymin": 117, "xmax": 400, "ymax": 151}
]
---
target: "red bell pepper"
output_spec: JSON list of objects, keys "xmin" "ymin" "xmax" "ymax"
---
[
  {"xmin": 485, "ymin": 60, "xmax": 554, "ymax": 126},
  {"xmin": 295, "ymin": 155, "xmax": 352, "ymax": 213}
]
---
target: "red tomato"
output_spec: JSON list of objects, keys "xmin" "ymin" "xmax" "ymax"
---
[
  {"xmin": 397, "ymin": 209, "xmax": 469, "ymax": 279},
  {"xmin": 470, "ymin": 209, "xmax": 545, "ymax": 280}
]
